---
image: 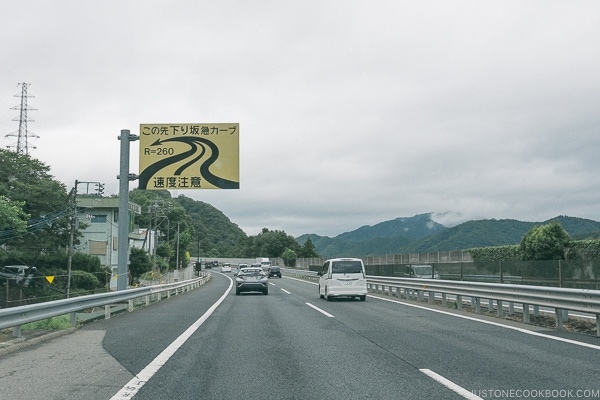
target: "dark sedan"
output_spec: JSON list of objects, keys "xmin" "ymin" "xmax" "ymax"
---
[{"xmin": 267, "ymin": 265, "xmax": 282, "ymax": 278}]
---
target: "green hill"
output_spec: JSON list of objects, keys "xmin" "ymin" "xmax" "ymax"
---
[{"xmin": 297, "ymin": 214, "xmax": 600, "ymax": 258}]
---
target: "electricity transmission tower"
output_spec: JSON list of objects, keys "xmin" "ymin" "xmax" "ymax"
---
[{"xmin": 5, "ymin": 82, "xmax": 38, "ymax": 155}]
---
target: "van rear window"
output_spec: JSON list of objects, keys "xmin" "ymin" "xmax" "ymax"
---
[{"xmin": 331, "ymin": 261, "xmax": 363, "ymax": 274}]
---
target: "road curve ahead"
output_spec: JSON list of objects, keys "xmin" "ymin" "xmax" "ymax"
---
[{"xmin": 1, "ymin": 273, "xmax": 599, "ymax": 400}]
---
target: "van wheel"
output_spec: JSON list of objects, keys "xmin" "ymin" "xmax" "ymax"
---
[
  {"xmin": 319, "ymin": 285, "xmax": 324, "ymax": 299},
  {"xmin": 325, "ymin": 288, "xmax": 331, "ymax": 301},
  {"xmin": 359, "ymin": 295, "xmax": 366, "ymax": 301}
]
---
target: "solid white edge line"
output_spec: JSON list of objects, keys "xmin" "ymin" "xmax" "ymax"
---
[
  {"xmin": 420, "ymin": 369, "xmax": 482, "ymax": 400},
  {"xmin": 306, "ymin": 302, "xmax": 335, "ymax": 318},
  {"xmin": 371, "ymin": 295, "xmax": 600, "ymax": 351},
  {"xmin": 289, "ymin": 277, "xmax": 599, "ymax": 350},
  {"xmin": 110, "ymin": 275, "xmax": 234, "ymax": 400}
]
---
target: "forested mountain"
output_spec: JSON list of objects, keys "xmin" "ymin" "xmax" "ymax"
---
[
  {"xmin": 297, "ymin": 214, "xmax": 600, "ymax": 258},
  {"xmin": 128, "ymin": 189, "xmax": 600, "ymax": 259},
  {"xmin": 130, "ymin": 190, "xmax": 246, "ymax": 258},
  {"xmin": 174, "ymin": 195, "xmax": 247, "ymax": 256}
]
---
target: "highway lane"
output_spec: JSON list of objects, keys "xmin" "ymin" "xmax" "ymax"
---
[
  {"xmin": 277, "ymin": 276, "xmax": 600, "ymax": 397},
  {"xmin": 133, "ymin": 273, "xmax": 456, "ymax": 399},
  {"xmin": 1, "ymin": 272, "xmax": 599, "ymax": 399}
]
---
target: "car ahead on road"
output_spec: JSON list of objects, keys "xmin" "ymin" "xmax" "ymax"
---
[
  {"xmin": 237, "ymin": 263, "xmax": 248, "ymax": 271},
  {"xmin": 404, "ymin": 264, "xmax": 439, "ymax": 279},
  {"xmin": 205, "ymin": 261, "xmax": 218, "ymax": 269},
  {"xmin": 221, "ymin": 263, "xmax": 232, "ymax": 273},
  {"xmin": 235, "ymin": 267, "xmax": 269, "ymax": 295},
  {"xmin": 267, "ymin": 265, "xmax": 281, "ymax": 278},
  {"xmin": 317, "ymin": 258, "xmax": 367, "ymax": 301},
  {"xmin": 250, "ymin": 262, "xmax": 263, "ymax": 270}
]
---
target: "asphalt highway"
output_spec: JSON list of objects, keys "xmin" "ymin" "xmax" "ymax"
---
[{"xmin": 0, "ymin": 272, "xmax": 599, "ymax": 400}]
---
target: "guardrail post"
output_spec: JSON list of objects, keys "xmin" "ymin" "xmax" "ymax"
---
[
  {"xmin": 128, "ymin": 299, "xmax": 134, "ymax": 312},
  {"xmin": 417, "ymin": 290, "xmax": 424, "ymax": 302},
  {"xmin": 523, "ymin": 304, "xmax": 530, "ymax": 323},
  {"xmin": 428, "ymin": 291, "xmax": 434, "ymax": 305},
  {"xmin": 145, "ymin": 295, "xmax": 150, "ymax": 306},
  {"xmin": 596, "ymin": 314, "xmax": 599, "ymax": 338},
  {"xmin": 474, "ymin": 297, "xmax": 481, "ymax": 314},
  {"xmin": 508, "ymin": 302, "xmax": 514, "ymax": 316},
  {"xmin": 497, "ymin": 300, "xmax": 503, "ymax": 317},
  {"xmin": 555, "ymin": 308, "xmax": 564, "ymax": 329},
  {"xmin": 488, "ymin": 299, "xmax": 494, "ymax": 312},
  {"xmin": 456, "ymin": 295, "xmax": 462, "ymax": 310},
  {"xmin": 12, "ymin": 325, "xmax": 21, "ymax": 338},
  {"xmin": 533, "ymin": 305, "xmax": 539, "ymax": 317},
  {"xmin": 105, "ymin": 305, "xmax": 111, "ymax": 319},
  {"xmin": 70, "ymin": 312, "xmax": 77, "ymax": 327},
  {"xmin": 442, "ymin": 293, "xmax": 447, "ymax": 307}
]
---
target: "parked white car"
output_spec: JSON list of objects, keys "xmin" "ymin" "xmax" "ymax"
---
[{"xmin": 0, "ymin": 265, "xmax": 36, "ymax": 287}]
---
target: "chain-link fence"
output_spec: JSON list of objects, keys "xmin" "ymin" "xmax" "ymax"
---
[{"xmin": 297, "ymin": 255, "xmax": 600, "ymax": 290}]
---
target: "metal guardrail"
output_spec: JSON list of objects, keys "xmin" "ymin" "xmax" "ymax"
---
[
  {"xmin": 367, "ymin": 276, "xmax": 600, "ymax": 337},
  {"xmin": 282, "ymin": 268, "xmax": 600, "ymax": 337},
  {"xmin": 282, "ymin": 268, "xmax": 319, "ymax": 282},
  {"xmin": 0, "ymin": 273, "xmax": 211, "ymax": 338}
]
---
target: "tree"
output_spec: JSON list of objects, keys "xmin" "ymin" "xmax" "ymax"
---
[
  {"xmin": 0, "ymin": 149, "xmax": 70, "ymax": 258},
  {"xmin": 0, "ymin": 196, "xmax": 29, "ymax": 233},
  {"xmin": 298, "ymin": 236, "xmax": 319, "ymax": 257},
  {"xmin": 129, "ymin": 247, "xmax": 153, "ymax": 284},
  {"xmin": 282, "ymin": 248, "xmax": 297, "ymax": 267},
  {"xmin": 520, "ymin": 221, "xmax": 571, "ymax": 261},
  {"xmin": 250, "ymin": 228, "xmax": 301, "ymax": 258}
]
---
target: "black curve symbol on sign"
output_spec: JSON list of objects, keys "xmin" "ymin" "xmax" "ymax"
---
[{"xmin": 139, "ymin": 137, "xmax": 239, "ymax": 189}]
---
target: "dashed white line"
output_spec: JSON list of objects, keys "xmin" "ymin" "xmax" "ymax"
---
[
  {"xmin": 420, "ymin": 369, "xmax": 482, "ymax": 399},
  {"xmin": 306, "ymin": 302, "xmax": 335, "ymax": 318},
  {"xmin": 281, "ymin": 288, "xmax": 291, "ymax": 294}
]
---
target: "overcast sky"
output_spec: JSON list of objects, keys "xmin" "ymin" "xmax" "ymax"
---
[{"xmin": 2, "ymin": 1, "xmax": 599, "ymax": 237}]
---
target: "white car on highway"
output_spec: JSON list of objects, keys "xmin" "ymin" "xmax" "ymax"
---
[{"xmin": 220, "ymin": 264, "xmax": 232, "ymax": 273}]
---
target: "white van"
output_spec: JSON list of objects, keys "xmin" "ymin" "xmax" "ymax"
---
[
  {"xmin": 404, "ymin": 264, "xmax": 439, "ymax": 279},
  {"xmin": 317, "ymin": 258, "xmax": 367, "ymax": 301}
]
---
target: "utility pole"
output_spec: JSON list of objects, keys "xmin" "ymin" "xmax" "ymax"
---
[
  {"xmin": 66, "ymin": 181, "xmax": 78, "ymax": 298},
  {"xmin": 66, "ymin": 179, "xmax": 104, "ymax": 297},
  {"xmin": 5, "ymin": 83, "xmax": 38, "ymax": 155},
  {"xmin": 176, "ymin": 223, "xmax": 180, "ymax": 271}
]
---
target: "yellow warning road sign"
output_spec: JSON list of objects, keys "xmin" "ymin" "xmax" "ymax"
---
[{"xmin": 139, "ymin": 123, "xmax": 239, "ymax": 190}]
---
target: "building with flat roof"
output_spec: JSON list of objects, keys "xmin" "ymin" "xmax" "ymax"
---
[{"xmin": 75, "ymin": 196, "xmax": 145, "ymax": 270}]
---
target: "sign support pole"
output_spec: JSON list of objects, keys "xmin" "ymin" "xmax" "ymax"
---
[{"xmin": 117, "ymin": 130, "xmax": 139, "ymax": 290}]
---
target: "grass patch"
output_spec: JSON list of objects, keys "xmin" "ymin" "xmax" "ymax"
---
[{"xmin": 22, "ymin": 315, "xmax": 72, "ymax": 331}]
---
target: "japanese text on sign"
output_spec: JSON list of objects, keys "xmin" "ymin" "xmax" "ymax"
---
[{"xmin": 138, "ymin": 123, "xmax": 239, "ymax": 190}]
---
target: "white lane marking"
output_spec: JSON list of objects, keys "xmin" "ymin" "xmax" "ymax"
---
[
  {"xmin": 110, "ymin": 276, "xmax": 234, "ymax": 399},
  {"xmin": 420, "ymin": 369, "xmax": 482, "ymax": 400},
  {"xmin": 291, "ymin": 277, "xmax": 599, "ymax": 349},
  {"xmin": 281, "ymin": 288, "xmax": 291, "ymax": 294},
  {"xmin": 306, "ymin": 302, "xmax": 335, "ymax": 318},
  {"xmin": 372, "ymin": 295, "xmax": 600, "ymax": 351}
]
